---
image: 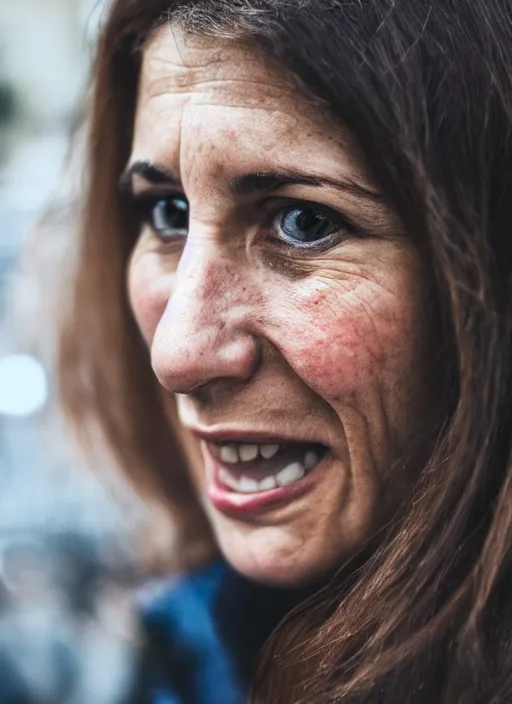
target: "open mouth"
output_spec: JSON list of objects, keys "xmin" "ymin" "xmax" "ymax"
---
[{"xmin": 209, "ymin": 441, "xmax": 330, "ymax": 495}]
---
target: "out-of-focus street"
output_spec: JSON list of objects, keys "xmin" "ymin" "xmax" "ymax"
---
[{"xmin": 0, "ymin": 2, "xmax": 149, "ymax": 701}]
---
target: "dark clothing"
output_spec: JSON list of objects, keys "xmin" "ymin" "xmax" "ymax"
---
[
  {"xmin": 0, "ymin": 652, "xmax": 35, "ymax": 704},
  {"xmin": 136, "ymin": 560, "xmax": 308, "ymax": 704}
]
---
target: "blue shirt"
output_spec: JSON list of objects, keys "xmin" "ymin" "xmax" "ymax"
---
[{"xmin": 139, "ymin": 560, "xmax": 309, "ymax": 704}]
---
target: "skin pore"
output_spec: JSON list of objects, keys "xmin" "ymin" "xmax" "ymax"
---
[{"xmin": 126, "ymin": 27, "xmax": 436, "ymax": 587}]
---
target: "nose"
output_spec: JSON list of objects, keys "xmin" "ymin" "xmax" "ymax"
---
[{"xmin": 151, "ymin": 243, "xmax": 261, "ymax": 396}]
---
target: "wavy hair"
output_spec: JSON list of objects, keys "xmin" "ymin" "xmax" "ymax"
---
[{"xmin": 59, "ymin": 1, "xmax": 512, "ymax": 702}]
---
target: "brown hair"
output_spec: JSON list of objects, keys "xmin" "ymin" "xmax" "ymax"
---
[{"xmin": 59, "ymin": 1, "xmax": 512, "ymax": 702}]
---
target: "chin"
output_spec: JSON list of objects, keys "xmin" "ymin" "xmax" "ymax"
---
[{"xmin": 213, "ymin": 525, "xmax": 339, "ymax": 588}]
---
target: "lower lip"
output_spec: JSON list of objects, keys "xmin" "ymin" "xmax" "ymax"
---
[{"xmin": 202, "ymin": 445, "xmax": 328, "ymax": 518}]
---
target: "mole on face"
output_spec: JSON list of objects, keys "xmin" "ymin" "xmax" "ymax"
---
[{"xmin": 126, "ymin": 26, "xmax": 436, "ymax": 587}]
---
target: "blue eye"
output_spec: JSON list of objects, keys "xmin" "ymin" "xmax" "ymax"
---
[
  {"xmin": 150, "ymin": 196, "xmax": 189, "ymax": 240},
  {"xmin": 277, "ymin": 206, "xmax": 340, "ymax": 245}
]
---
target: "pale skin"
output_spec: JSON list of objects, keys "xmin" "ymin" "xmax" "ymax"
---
[{"xmin": 126, "ymin": 27, "xmax": 436, "ymax": 587}]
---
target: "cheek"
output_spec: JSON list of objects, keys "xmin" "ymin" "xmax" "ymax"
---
[
  {"xmin": 273, "ymin": 275, "xmax": 425, "ymax": 405},
  {"xmin": 128, "ymin": 250, "xmax": 173, "ymax": 345}
]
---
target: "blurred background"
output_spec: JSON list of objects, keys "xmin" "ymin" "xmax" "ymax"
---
[{"xmin": 0, "ymin": 2, "xmax": 151, "ymax": 701}]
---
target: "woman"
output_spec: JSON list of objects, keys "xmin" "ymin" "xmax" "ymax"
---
[{"xmin": 58, "ymin": 1, "xmax": 512, "ymax": 702}]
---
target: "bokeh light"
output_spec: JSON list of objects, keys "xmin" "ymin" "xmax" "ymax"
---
[{"xmin": 0, "ymin": 354, "xmax": 48, "ymax": 417}]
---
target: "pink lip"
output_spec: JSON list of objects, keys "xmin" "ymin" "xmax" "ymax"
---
[{"xmin": 200, "ymin": 442, "xmax": 328, "ymax": 519}]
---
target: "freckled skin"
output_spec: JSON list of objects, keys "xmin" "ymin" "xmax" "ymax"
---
[{"xmin": 127, "ymin": 28, "xmax": 437, "ymax": 587}]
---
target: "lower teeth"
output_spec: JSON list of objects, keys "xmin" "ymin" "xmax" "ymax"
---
[{"xmin": 275, "ymin": 462, "xmax": 304, "ymax": 487}]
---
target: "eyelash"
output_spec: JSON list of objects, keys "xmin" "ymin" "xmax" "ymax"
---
[{"xmin": 130, "ymin": 193, "xmax": 365, "ymax": 252}]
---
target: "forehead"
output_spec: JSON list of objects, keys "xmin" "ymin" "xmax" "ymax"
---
[
  {"xmin": 138, "ymin": 26, "xmax": 312, "ymax": 113},
  {"xmin": 131, "ymin": 26, "xmax": 367, "ymax": 189}
]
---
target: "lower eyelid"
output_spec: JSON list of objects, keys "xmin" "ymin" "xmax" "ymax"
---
[{"xmin": 269, "ymin": 233, "xmax": 342, "ymax": 256}]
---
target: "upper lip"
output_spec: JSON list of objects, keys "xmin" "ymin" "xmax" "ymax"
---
[{"xmin": 187, "ymin": 426, "xmax": 329, "ymax": 447}]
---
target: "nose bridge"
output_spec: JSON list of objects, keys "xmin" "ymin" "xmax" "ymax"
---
[
  {"xmin": 177, "ymin": 238, "xmax": 232, "ymax": 323},
  {"xmin": 151, "ymin": 238, "xmax": 259, "ymax": 394}
]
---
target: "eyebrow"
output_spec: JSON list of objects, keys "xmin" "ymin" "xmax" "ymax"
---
[
  {"xmin": 119, "ymin": 161, "xmax": 180, "ymax": 190},
  {"xmin": 120, "ymin": 160, "xmax": 384, "ymax": 203}
]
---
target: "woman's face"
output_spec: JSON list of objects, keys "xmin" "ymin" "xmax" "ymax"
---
[{"xmin": 127, "ymin": 28, "xmax": 435, "ymax": 586}]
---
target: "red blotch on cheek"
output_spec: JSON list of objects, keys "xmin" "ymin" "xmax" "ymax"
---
[
  {"xmin": 302, "ymin": 323, "xmax": 370, "ymax": 395},
  {"xmin": 280, "ymin": 284, "xmax": 414, "ymax": 400}
]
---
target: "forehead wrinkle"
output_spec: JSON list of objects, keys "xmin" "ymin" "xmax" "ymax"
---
[
  {"xmin": 143, "ymin": 93, "xmax": 312, "ymax": 135},
  {"xmin": 141, "ymin": 48, "xmax": 301, "ymax": 107},
  {"xmin": 142, "ymin": 76, "xmax": 301, "ymax": 109},
  {"xmin": 141, "ymin": 26, "xmax": 298, "ymax": 102},
  {"xmin": 144, "ymin": 45, "xmax": 291, "ymax": 90},
  {"xmin": 138, "ymin": 76, "xmax": 326, "ymax": 148},
  {"xmin": 146, "ymin": 24, "xmax": 290, "ymax": 77}
]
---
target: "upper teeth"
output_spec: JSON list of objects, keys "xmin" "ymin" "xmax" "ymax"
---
[
  {"xmin": 219, "ymin": 444, "xmax": 239, "ymax": 464},
  {"xmin": 305, "ymin": 451, "xmax": 317, "ymax": 470},
  {"xmin": 219, "ymin": 443, "xmax": 280, "ymax": 464},
  {"xmin": 239, "ymin": 444, "xmax": 259, "ymax": 462},
  {"xmin": 261, "ymin": 444, "xmax": 280, "ymax": 459}
]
